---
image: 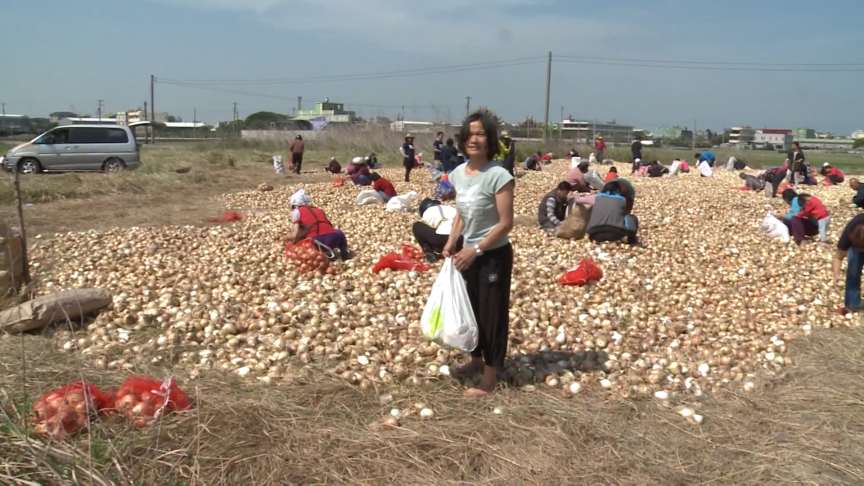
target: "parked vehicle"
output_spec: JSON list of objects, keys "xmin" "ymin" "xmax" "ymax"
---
[{"xmin": 1, "ymin": 123, "xmax": 147, "ymax": 174}]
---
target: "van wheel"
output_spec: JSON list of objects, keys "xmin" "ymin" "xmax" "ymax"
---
[
  {"xmin": 18, "ymin": 158, "xmax": 42, "ymax": 174},
  {"xmin": 104, "ymin": 158, "xmax": 126, "ymax": 173}
]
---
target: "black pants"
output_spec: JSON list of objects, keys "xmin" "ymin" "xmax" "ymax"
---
[
  {"xmin": 292, "ymin": 153, "xmax": 303, "ymax": 174},
  {"xmin": 769, "ymin": 171, "xmax": 786, "ymax": 197},
  {"xmin": 404, "ymin": 162, "xmax": 413, "ymax": 182},
  {"xmin": 460, "ymin": 243, "xmax": 513, "ymax": 368},
  {"xmin": 411, "ymin": 222, "xmax": 453, "ymax": 256}
]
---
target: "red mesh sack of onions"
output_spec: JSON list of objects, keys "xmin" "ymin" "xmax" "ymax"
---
[
  {"xmin": 32, "ymin": 381, "xmax": 113, "ymax": 439},
  {"xmin": 284, "ymin": 239, "xmax": 333, "ymax": 274},
  {"xmin": 113, "ymin": 376, "xmax": 191, "ymax": 427}
]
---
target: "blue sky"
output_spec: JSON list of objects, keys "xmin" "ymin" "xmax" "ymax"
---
[{"xmin": 2, "ymin": 0, "xmax": 863, "ymax": 134}]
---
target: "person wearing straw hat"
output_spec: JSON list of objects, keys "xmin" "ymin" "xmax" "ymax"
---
[{"xmin": 400, "ymin": 133, "xmax": 417, "ymax": 182}]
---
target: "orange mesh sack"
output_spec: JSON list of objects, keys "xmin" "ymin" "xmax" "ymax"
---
[
  {"xmin": 32, "ymin": 381, "xmax": 112, "ymax": 439},
  {"xmin": 114, "ymin": 376, "xmax": 191, "ymax": 428}
]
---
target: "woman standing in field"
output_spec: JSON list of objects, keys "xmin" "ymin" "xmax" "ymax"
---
[{"xmin": 444, "ymin": 109, "xmax": 515, "ymax": 397}]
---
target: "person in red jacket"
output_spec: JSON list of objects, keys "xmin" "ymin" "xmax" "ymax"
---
[
  {"xmin": 796, "ymin": 193, "xmax": 830, "ymax": 242},
  {"xmin": 594, "ymin": 136, "xmax": 607, "ymax": 164},
  {"xmin": 820, "ymin": 163, "xmax": 845, "ymax": 186},
  {"xmin": 289, "ymin": 189, "xmax": 351, "ymax": 259},
  {"xmin": 370, "ymin": 172, "xmax": 397, "ymax": 201}
]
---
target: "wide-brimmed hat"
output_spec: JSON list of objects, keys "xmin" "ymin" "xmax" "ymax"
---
[
  {"xmin": 597, "ymin": 135, "xmax": 604, "ymax": 139},
  {"xmin": 405, "ymin": 133, "xmax": 414, "ymax": 139},
  {"xmin": 823, "ymin": 162, "xmax": 831, "ymax": 167},
  {"xmin": 351, "ymin": 156, "xmax": 366, "ymax": 165}
]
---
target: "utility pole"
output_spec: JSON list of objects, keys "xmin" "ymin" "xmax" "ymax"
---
[
  {"xmin": 543, "ymin": 51, "xmax": 552, "ymax": 140},
  {"xmin": 692, "ymin": 119, "xmax": 696, "ymax": 152},
  {"xmin": 143, "ymin": 101, "xmax": 148, "ymax": 144},
  {"xmin": 97, "ymin": 99, "xmax": 103, "ymax": 122},
  {"xmin": 465, "ymin": 96, "xmax": 471, "ymax": 116},
  {"xmin": 1, "ymin": 102, "xmax": 5, "ymax": 115},
  {"xmin": 233, "ymin": 102, "xmax": 239, "ymax": 138},
  {"xmin": 297, "ymin": 96, "xmax": 302, "ymax": 113},
  {"xmin": 559, "ymin": 105, "xmax": 564, "ymax": 140},
  {"xmin": 150, "ymin": 74, "xmax": 156, "ymax": 144},
  {"xmin": 193, "ymin": 107, "xmax": 197, "ymax": 139}
]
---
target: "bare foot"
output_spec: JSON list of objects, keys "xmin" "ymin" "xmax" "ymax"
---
[
  {"xmin": 453, "ymin": 359, "xmax": 483, "ymax": 378},
  {"xmin": 464, "ymin": 387, "xmax": 492, "ymax": 398}
]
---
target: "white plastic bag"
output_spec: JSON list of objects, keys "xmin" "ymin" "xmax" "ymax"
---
[
  {"xmin": 356, "ymin": 189, "xmax": 384, "ymax": 206},
  {"xmin": 420, "ymin": 258, "xmax": 478, "ymax": 352},
  {"xmin": 385, "ymin": 191, "xmax": 419, "ymax": 212},
  {"xmin": 760, "ymin": 213, "xmax": 790, "ymax": 243},
  {"xmin": 272, "ymin": 155, "xmax": 284, "ymax": 175}
]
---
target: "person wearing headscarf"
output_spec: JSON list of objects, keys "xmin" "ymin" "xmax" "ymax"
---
[
  {"xmin": 289, "ymin": 189, "xmax": 351, "ymax": 259},
  {"xmin": 821, "ymin": 163, "xmax": 845, "ymax": 185},
  {"xmin": 412, "ymin": 181, "xmax": 459, "ymax": 263},
  {"xmin": 346, "ymin": 156, "xmax": 371, "ymax": 185},
  {"xmin": 498, "ymin": 131, "xmax": 516, "ymax": 176}
]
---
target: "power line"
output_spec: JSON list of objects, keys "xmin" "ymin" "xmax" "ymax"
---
[
  {"xmin": 556, "ymin": 54, "xmax": 864, "ymax": 67},
  {"xmin": 158, "ymin": 57, "xmax": 545, "ymax": 86},
  {"xmin": 555, "ymin": 56, "xmax": 864, "ymax": 72}
]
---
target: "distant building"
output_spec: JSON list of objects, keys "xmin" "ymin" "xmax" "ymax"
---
[
  {"xmin": 654, "ymin": 126, "xmax": 690, "ymax": 141},
  {"xmin": 115, "ymin": 110, "xmax": 147, "ymax": 125},
  {"xmin": 754, "ymin": 129, "xmax": 793, "ymax": 151},
  {"xmin": 390, "ymin": 120, "xmax": 435, "ymax": 133},
  {"xmin": 560, "ymin": 119, "xmax": 635, "ymax": 144},
  {"xmin": 795, "ymin": 128, "xmax": 816, "ymax": 139},
  {"xmin": 796, "ymin": 138, "xmax": 856, "ymax": 151},
  {"xmin": 0, "ymin": 114, "xmax": 32, "ymax": 134},
  {"xmin": 729, "ymin": 126, "xmax": 756, "ymax": 145},
  {"xmin": 293, "ymin": 99, "xmax": 356, "ymax": 124},
  {"xmin": 852, "ymin": 130, "xmax": 864, "ymax": 140}
]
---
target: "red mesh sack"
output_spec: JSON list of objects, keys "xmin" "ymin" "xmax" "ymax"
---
[
  {"xmin": 331, "ymin": 176, "xmax": 346, "ymax": 187},
  {"xmin": 32, "ymin": 381, "xmax": 112, "ymax": 439},
  {"xmin": 208, "ymin": 210, "xmax": 243, "ymax": 224},
  {"xmin": 558, "ymin": 259, "xmax": 603, "ymax": 286},
  {"xmin": 371, "ymin": 252, "xmax": 429, "ymax": 274},
  {"xmin": 284, "ymin": 239, "xmax": 331, "ymax": 274},
  {"xmin": 400, "ymin": 243, "xmax": 424, "ymax": 261},
  {"xmin": 114, "ymin": 376, "xmax": 191, "ymax": 428}
]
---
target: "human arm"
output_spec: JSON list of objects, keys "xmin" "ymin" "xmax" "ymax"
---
[
  {"xmin": 854, "ymin": 188, "xmax": 864, "ymax": 208},
  {"xmin": 442, "ymin": 212, "xmax": 463, "ymax": 257},
  {"xmin": 452, "ymin": 181, "xmax": 515, "ymax": 272},
  {"xmin": 545, "ymin": 196, "xmax": 562, "ymax": 227},
  {"xmin": 833, "ymin": 249, "xmax": 847, "ymax": 287}
]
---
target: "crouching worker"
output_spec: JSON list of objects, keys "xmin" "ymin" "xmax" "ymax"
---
[
  {"xmin": 412, "ymin": 182, "xmax": 459, "ymax": 262},
  {"xmin": 821, "ymin": 163, "xmax": 845, "ymax": 186},
  {"xmin": 795, "ymin": 193, "xmax": 830, "ymax": 242},
  {"xmin": 586, "ymin": 180, "xmax": 639, "ymax": 245},
  {"xmin": 370, "ymin": 172, "xmax": 397, "ymax": 202},
  {"xmin": 781, "ymin": 189, "xmax": 817, "ymax": 245},
  {"xmin": 289, "ymin": 189, "xmax": 351, "ymax": 259},
  {"xmin": 740, "ymin": 172, "xmax": 766, "ymax": 191},
  {"xmin": 832, "ymin": 214, "xmax": 864, "ymax": 314},
  {"xmin": 538, "ymin": 181, "xmax": 573, "ymax": 235}
]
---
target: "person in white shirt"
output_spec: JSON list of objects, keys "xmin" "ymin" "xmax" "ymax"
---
[{"xmin": 412, "ymin": 181, "xmax": 460, "ymax": 262}]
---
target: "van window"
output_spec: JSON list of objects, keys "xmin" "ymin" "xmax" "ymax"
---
[
  {"xmin": 38, "ymin": 128, "xmax": 69, "ymax": 144},
  {"xmin": 69, "ymin": 127, "xmax": 129, "ymax": 144}
]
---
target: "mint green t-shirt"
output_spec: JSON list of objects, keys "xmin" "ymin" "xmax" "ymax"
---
[{"xmin": 448, "ymin": 162, "xmax": 514, "ymax": 250}]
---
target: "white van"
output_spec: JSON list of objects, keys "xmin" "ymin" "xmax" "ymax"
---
[{"xmin": 1, "ymin": 123, "xmax": 146, "ymax": 174}]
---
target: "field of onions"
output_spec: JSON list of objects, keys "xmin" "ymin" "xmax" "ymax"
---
[{"xmin": 32, "ymin": 159, "xmax": 861, "ymax": 402}]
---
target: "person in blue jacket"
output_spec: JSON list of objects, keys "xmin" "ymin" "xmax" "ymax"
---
[{"xmin": 695, "ymin": 150, "xmax": 717, "ymax": 167}]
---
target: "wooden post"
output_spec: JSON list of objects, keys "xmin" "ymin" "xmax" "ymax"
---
[{"xmin": 12, "ymin": 170, "xmax": 30, "ymax": 287}]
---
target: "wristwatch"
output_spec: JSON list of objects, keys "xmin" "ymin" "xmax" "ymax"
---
[{"xmin": 473, "ymin": 245, "xmax": 484, "ymax": 256}]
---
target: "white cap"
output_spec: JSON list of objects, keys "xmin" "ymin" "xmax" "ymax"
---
[
  {"xmin": 635, "ymin": 158, "xmax": 641, "ymax": 163},
  {"xmin": 352, "ymin": 156, "xmax": 364, "ymax": 164},
  {"xmin": 823, "ymin": 162, "xmax": 830, "ymax": 167}
]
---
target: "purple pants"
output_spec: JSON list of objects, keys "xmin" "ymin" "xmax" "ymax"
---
[
  {"xmin": 313, "ymin": 230, "xmax": 348, "ymax": 256},
  {"xmin": 783, "ymin": 218, "xmax": 818, "ymax": 245}
]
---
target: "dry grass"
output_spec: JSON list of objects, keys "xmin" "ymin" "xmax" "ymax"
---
[{"xmin": 2, "ymin": 325, "xmax": 863, "ymax": 485}]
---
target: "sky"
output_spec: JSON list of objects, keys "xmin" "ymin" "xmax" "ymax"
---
[{"xmin": 2, "ymin": 0, "xmax": 863, "ymax": 134}]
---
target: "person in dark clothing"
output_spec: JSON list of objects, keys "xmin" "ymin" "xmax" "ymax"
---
[
  {"xmin": 787, "ymin": 141, "xmax": 806, "ymax": 184},
  {"xmin": 400, "ymin": 134, "xmax": 417, "ymax": 182},
  {"xmin": 366, "ymin": 152, "xmax": 379, "ymax": 169},
  {"xmin": 740, "ymin": 172, "xmax": 766, "ymax": 191},
  {"xmin": 413, "ymin": 183, "xmax": 459, "ymax": 262},
  {"xmin": 537, "ymin": 181, "xmax": 573, "ymax": 234},
  {"xmin": 586, "ymin": 180, "xmax": 639, "ymax": 245},
  {"xmin": 760, "ymin": 165, "xmax": 788, "ymax": 197},
  {"xmin": 440, "ymin": 138, "xmax": 460, "ymax": 173},
  {"xmin": 851, "ymin": 179, "xmax": 864, "ymax": 209},
  {"xmin": 325, "ymin": 157, "xmax": 341, "ymax": 174},
  {"xmin": 630, "ymin": 139, "xmax": 643, "ymax": 162},
  {"xmin": 289, "ymin": 135, "xmax": 305, "ymax": 174},
  {"xmin": 647, "ymin": 160, "xmax": 669, "ymax": 178},
  {"xmin": 524, "ymin": 152, "xmax": 542, "ymax": 171},
  {"xmin": 432, "ymin": 131, "xmax": 444, "ymax": 166},
  {"xmin": 833, "ymin": 214, "xmax": 864, "ymax": 314}
]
